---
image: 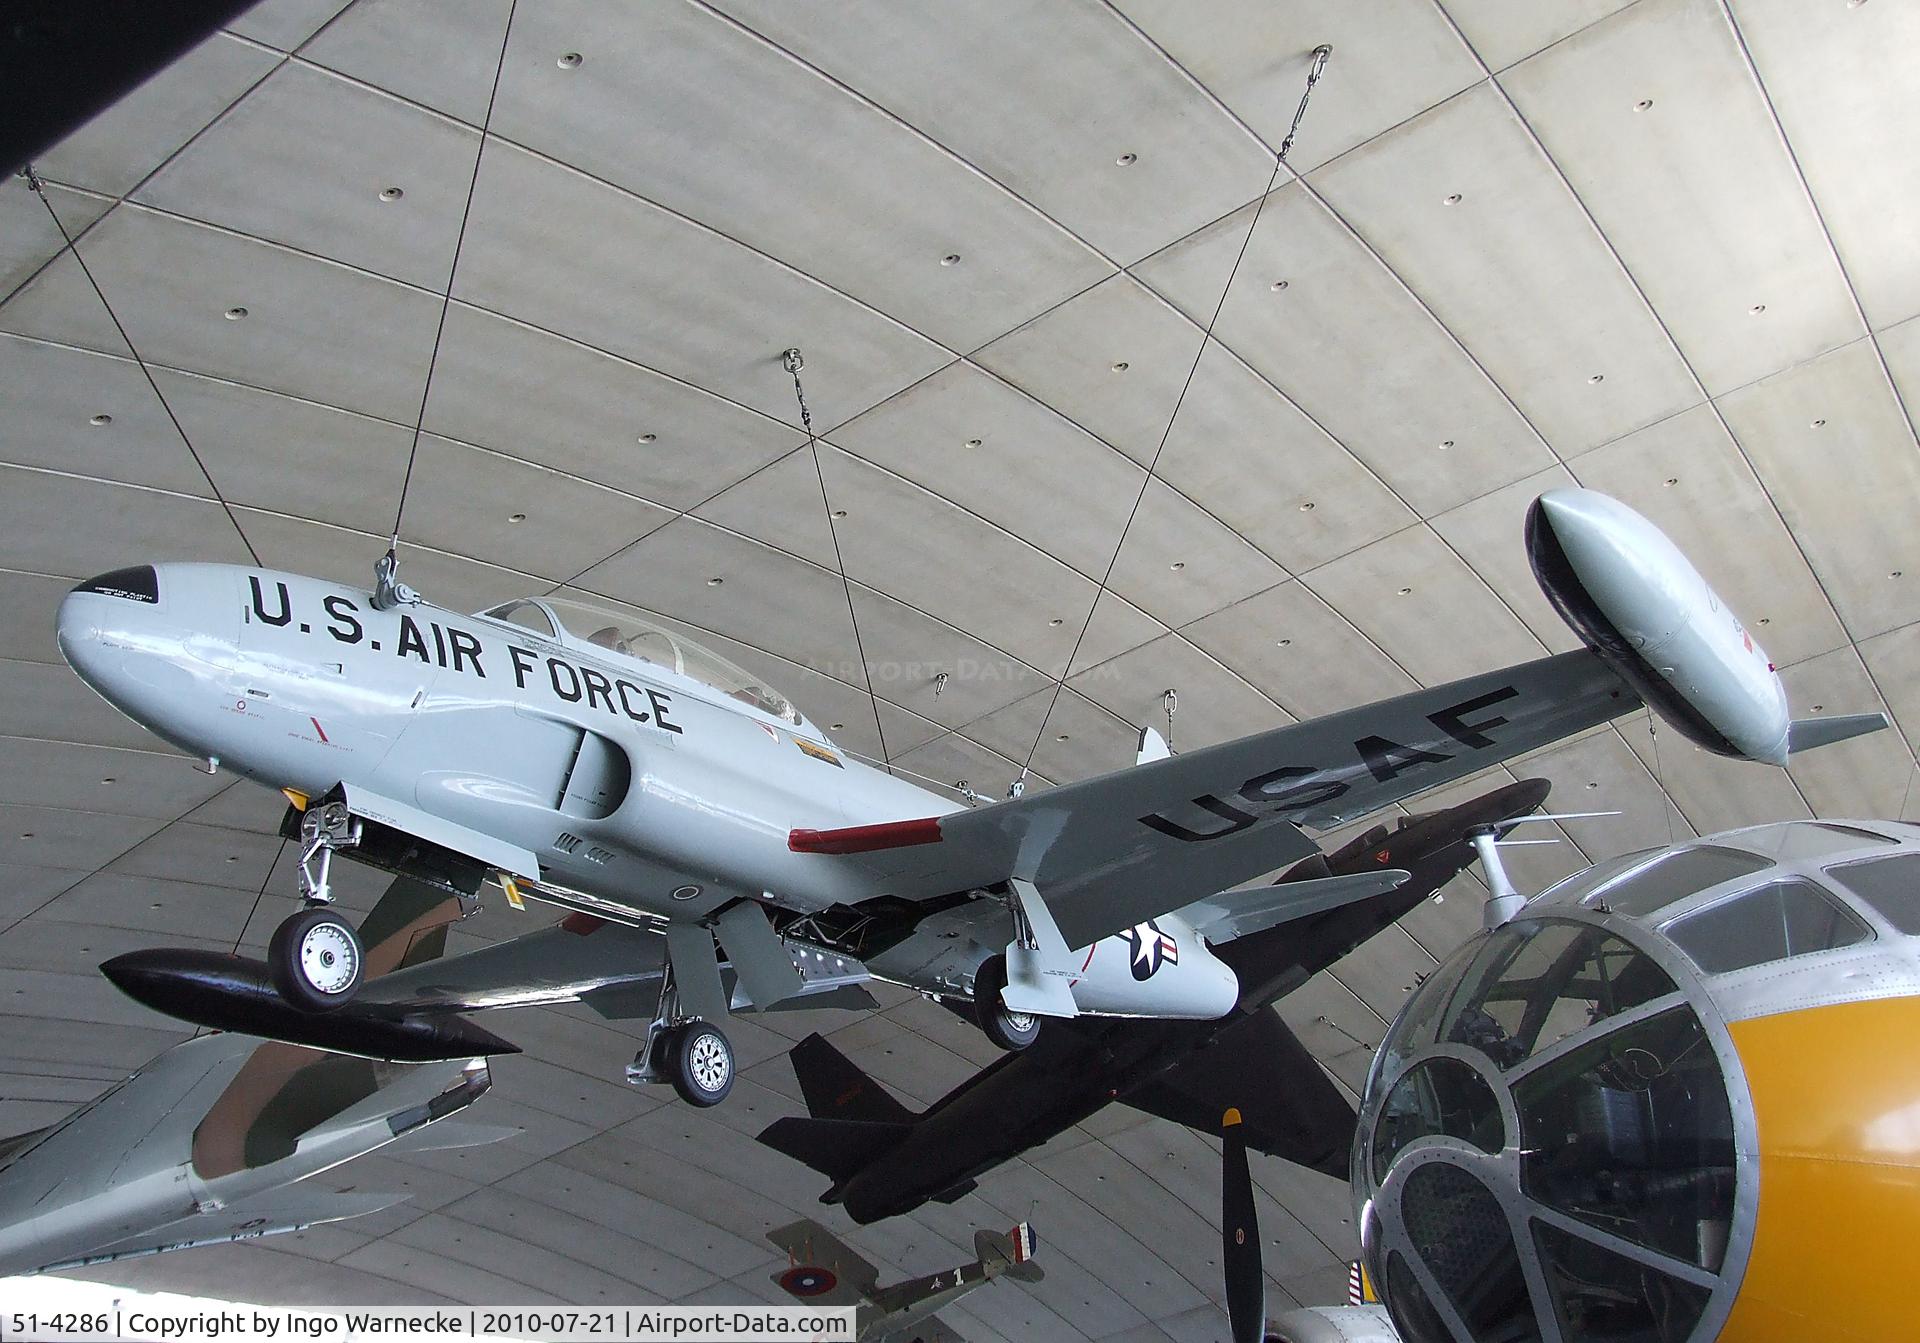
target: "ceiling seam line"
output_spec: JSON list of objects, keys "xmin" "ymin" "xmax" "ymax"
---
[
  {"xmin": 680, "ymin": 0, "xmax": 1123, "ymax": 271},
  {"xmin": 1473, "ymin": 0, "xmax": 1655, "ymax": 78},
  {"xmin": 0, "ymin": 182, "xmax": 118, "ymax": 310}
]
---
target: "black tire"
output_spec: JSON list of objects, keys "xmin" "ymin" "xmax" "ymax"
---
[
  {"xmin": 973, "ymin": 954, "xmax": 1042, "ymax": 1052},
  {"xmin": 268, "ymin": 906, "xmax": 365, "ymax": 1013},
  {"xmin": 668, "ymin": 1020, "xmax": 735, "ymax": 1107}
]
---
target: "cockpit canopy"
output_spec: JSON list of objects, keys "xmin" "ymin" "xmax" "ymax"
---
[{"xmin": 481, "ymin": 597, "xmax": 803, "ymax": 726}]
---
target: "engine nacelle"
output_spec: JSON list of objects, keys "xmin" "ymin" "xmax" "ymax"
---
[
  {"xmin": 1067, "ymin": 913, "xmax": 1240, "ymax": 1019},
  {"xmin": 1527, "ymin": 488, "xmax": 1791, "ymax": 765}
]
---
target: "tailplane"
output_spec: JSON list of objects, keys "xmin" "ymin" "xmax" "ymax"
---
[
  {"xmin": 789, "ymin": 1032, "xmax": 915, "ymax": 1124},
  {"xmin": 975, "ymin": 1222, "xmax": 1043, "ymax": 1284}
]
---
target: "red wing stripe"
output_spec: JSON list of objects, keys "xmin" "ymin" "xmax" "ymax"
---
[{"xmin": 788, "ymin": 817, "xmax": 943, "ymax": 855}]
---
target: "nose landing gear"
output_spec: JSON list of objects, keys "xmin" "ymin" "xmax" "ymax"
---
[{"xmin": 267, "ymin": 800, "xmax": 367, "ymax": 1012}]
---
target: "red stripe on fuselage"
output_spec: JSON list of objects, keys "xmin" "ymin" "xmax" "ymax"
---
[{"xmin": 788, "ymin": 817, "xmax": 943, "ymax": 855}]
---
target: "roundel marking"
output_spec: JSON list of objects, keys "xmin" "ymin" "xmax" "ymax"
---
[{"xmin": 779, "ymin": 1265, "xmax": 838, "ymax": 1297}]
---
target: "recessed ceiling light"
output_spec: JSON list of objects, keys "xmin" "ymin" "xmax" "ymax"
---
[
  {"xmin": 1812, "ymin": 418, "xmax": 1827, "ymax": 428},
  {"xmin": 558, "ymin": 51, "xmax": 583, "ymax": 68},
  {"xmin": 1299, "ymin": 501, "xmax": 1315, "ymax": 511},
  {"xmin": 1116, "ymin": 152, "xmax": 1138, "ymax": 166},
  {"xmin": 1635, "ymin": 98, "xmax": 1655, "ymax": 111},
  {"xmin": 1397, "ymin": 586, "xmax": 1413, "ymax": 596},
  {"xmin": 379, "ymin": 186, "xmax": 404, "ymax": 202},
  {"xmin": 1439, "ymin": 440, "xmax": 1455, "ymax": 450},
  {"xmin": 1443, "ymin": 193, "xmax": 1462, "ymax": 205},
  {"xmin": 831, "ymin": 508, "xmax": 847, "ymax": 518},
  {"xmin": 707, "ymin": 576, "xmax": 724, "ymax": 586},
  {"xmin": 1276, "ymin": 638, "xmax": 1292, "ymax": 647},
  {"xmin": 507, "ymin": 512, "xmax": 526, "ymax": 523},
  {"xmin": 1813, "ymin": 704, "xmax": 1826, "ymax": 712},
  {"xmin": 964, "ymin": 437, "xmax": 982, "ymax": 448},
  {"xmin": 1048, "ymin": 618, "xmax": 1063, "ymax": 627},
  {"xmin": 101, "ymin": 777, "xmax": 115, "ymax": 784},
  {"xmin": 1271, "ymin": 279, "xmax": 1289, "ymax": 291},
  {"xmin": 1891, "ymin": 571, "xmax": 1904, "ymax": 580},
  {"xmin": 637, "ymin": 433, "xmax": 657, "ymax": 444},
  {"xmin": 940, "ymin": 253, "xmax": 962, "ymax": 266},
  {"xmin": 1750, "ymin": 303, "xmax": 1767, "ymax": 315},
  {"xmin": 89, "ymin": 413, "xmax": 112, "ymax": 426},
  {"xmin": 1663, "ymin": 477, "xmax": 1679, "ymax": 486},
  {"xmin": 831, "ymin": 723, "xmax": 844, "ymax": 731},
  {"xmin": 1056, "ymin": 733, "xmax": 1070, "ymax": 742},
  {"xmin": 1170, "ymin": 561, "xmax": 1186, "ymax": 571},
  {"xmin": 1588, "ymin": 373, "xmax": 1605, "ymax": 384},
  {"xmin": 1757, "ymin": 617, "xmax": 1771, "ymax": 625},
  {"xmin": 224, "ymin": 306, "xmax": 248, "ymax": 320},
  {"xmin": 1111, "ymin": 361, "xmax": 1129, "ymax": 373}
]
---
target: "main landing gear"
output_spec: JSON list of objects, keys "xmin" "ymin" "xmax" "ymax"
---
[
  {"xmin": 625, "ymin": 957, "xmax": 735, "ymax": 1107},
  {"xmin": 268, "ymin": 800, "xmax": 366, "ymax": 1013},
  {"xmin": 973, "ymin": 954, "xmax": 1042, "ymax": 1052}
]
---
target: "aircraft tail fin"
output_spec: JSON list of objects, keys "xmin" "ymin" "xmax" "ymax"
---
[
  {"xmin": 790, "ymin": 1032, "xmax": 916, "ymax": 1124},
  {"xmin": 756, "ymin": 1116, "xmax": 910, "ymax": 1188},
  {"xmin": 975, "ymin": 1222, "xmax": 1043, "ymax": 1284},
  {"xmin": 356, "ymin": 874, "xmax": 467, "ymax": 979}
]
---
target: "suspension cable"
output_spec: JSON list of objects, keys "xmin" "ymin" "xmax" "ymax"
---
[
  {"xmin": 785, "ymin": 348, "xmax": 893, "ymax": 772},
  {"xmin": 1017, "ymin": 46, "xmax": 1331, "ymax": 782},
  {"xmin": 22, "ymin": 163, "xmax": 262, "ymax": 564}
]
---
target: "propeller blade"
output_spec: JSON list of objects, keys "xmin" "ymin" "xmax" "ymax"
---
[{"xmin": 1222, "ymin": 1108, "xmax": 1264, "ymax": 1343}]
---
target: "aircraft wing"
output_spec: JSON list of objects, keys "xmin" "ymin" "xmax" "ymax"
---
[
  {"xmin": 1175, "ymin": 869, "xmax": 1410, "ymax": 944},
  {"xmin": 43, "ymin": 1189, "xmax": 409, "ymax": 1271},
  {"xmin": 1124, "ymin": 1010, "xmax": 1356, "ymax": 1178},
  {"xmin": 767, "ymin": 1219, "xmax": 882, "ymax": 1304},
  {"xmin": 793, "ymin": 651, "xmax": 1631, "ymax": 947}
]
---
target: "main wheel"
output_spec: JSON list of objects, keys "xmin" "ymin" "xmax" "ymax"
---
[
  {"xmin": 973, "ymin": 954, "xmax": 1042, "ymax": 1052},
  {"xmin": 269, "ymin": 906, "xmax": 365, "ymax": 1013},
  {"xmin": 668, "ymin": 1020, "xmax": 735, "ymax": 1107}
]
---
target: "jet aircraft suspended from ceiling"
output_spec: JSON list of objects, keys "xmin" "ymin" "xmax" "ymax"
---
[{"xmin": 55, "ymin": 489, "xmax": 1886, "ymax": 1104}]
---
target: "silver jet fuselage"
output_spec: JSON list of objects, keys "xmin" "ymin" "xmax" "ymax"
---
[{"xmin": 57, "ymin": 564, "xmax": 1239, "ymax": 1020}]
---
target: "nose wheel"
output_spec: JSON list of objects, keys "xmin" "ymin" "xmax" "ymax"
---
[
  {"xmin": 269, "ymin": 905, "xmax": 365, "ymax": 1012},
  {"xmin": 623, "ymin": 960, "xmax": 736, "ymax": 1106}
]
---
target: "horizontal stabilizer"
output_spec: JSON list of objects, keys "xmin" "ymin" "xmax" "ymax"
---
[
  {"xmin": 388, "ymin": 1119, "xmax": 519, "ymax": 1154},
  {"xmin": 1178, "ymin": 868, "xmax": 1410, "ymax": 944},
  {"xmin": 975, "ymin": 1223, "xmax": 1043, "ymax": 1283},
  {"xmin": 757, "ymin": 1116, "xmax": 910, "ymax": 1187},
  {"xmin": 1788, "ymin": 712, "xmax": 1890, "ymax": 754},
  {"xmin": 790, "ymin": 1033, "xmax": 915, "ymax": 1124}
]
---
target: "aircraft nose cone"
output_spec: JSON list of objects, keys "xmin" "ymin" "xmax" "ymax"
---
[{"xmin": 57, "ymin": 566, "xmax": 162, "ymax": 703}]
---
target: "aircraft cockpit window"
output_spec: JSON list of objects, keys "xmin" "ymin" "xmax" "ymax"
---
[
  {"xmin": 1441, "ymin": 922, "xmax": 1676, "ymax": 1071},
  {"xmin": 1665, "ymin": 878, "xmax": 1874, "ymax": 975},
  {"xmin": 1371, "ymin": 1056, "xmax": 1505, "ymax": 1183},
  {"xmin": 1515, "ymin": 1005, "xmax": 1734, "ymax": 1271},
  {"xmin": 1827, "ymin": 853, "xmax": 1920, "ymax": 934},
  {"xmin": 1590, "ymin": 844, "xmax": 1775, "ymax": 919},
  {"xmin": 483, "ymin": 599, "xmax": 556, "ymax": 639},
  {"xmin": 540, "ymin": 598, "xmax": 803, "ymax": 726},
  {"xmin": 1736, "ymin": 820, "xmax": 1895, "ymax": 861}
]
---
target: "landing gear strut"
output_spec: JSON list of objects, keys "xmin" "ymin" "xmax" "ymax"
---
[
  {"xmin": 973, "ymin": 954, "xmax": 1042, "ymax": 1052},
  {"xmin": 268, "ymin": 800, "xmax": 366, "ymax": 1013},
  {"xmin": 624, "ymin": 958, "xmax": 734, "ymax": 1107}
]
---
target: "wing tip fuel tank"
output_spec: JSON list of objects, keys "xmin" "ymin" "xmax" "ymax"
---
[{"xmin": 1527, "ymin": 488, "xmax": 1797, "ymax": 765}]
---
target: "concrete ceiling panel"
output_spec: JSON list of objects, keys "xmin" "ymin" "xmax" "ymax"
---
[
  {"xmin": 1180, "ymin": 580, "xmax": 1416, "ymax": 721},
  {"xmin": 0, "ymin": 337, "xmax": 211, "ymax": 495},
  {"xmin": 1272, "ymin": 970, "xmax": 1382, "ymax": 1095},
  {"xmin": 391, "ymin": 435, "xmax": 673, "ymax": 582},
  {"xmin": 31, "ymin": 32, "xmax": 282, "ymax": 196},
  {"xmin": 0, "ymin": 250, "xmax": 135, "ymax": 357},
  {"xmin": 1300, "ymin": 525, "xmax": 1544, "ymax": 687},
  {"xmin": 455, "ymin": 142, "xmax": 947, "ymax": 429},
  {"xmin": 886, "ymin": 729, "xmax": 1023, "ymax": 802},
  {"xmin": 105, "ymin": 819, "xmax": 285, "ymax": 895},
  {"xmin": 1519, "ymin": 728, "xmax": 1699, "ymax": 858},
  {"xmin": 1112, "ymin": 0, "xmax": 1482, "ymax": 172},
  {"xmin": 579, "ymin": 518, "xmax": 860, "ymax": 677},
  {"xmin": 1310, "ymin": 83, "xmax": 1699, "ymax": 453},
  {"xmin": 845, "ymin": 586, "xmax": 1050, "ymax": 733},
  {"xmin": 1438, "ymin": 0, "xmax": 1638, "ymax": 73},
  {"xmin": 0, "ymin": 738, "xmax": 222, "ymax": 819},
  {"xmin": 964, "ymin": 685, "xmax": 1135, "ymax": 787},
  {"xmin": 232, "ymin": 509, "xmax": 541, "ymax": 615},
  {"xmin": 1070, "ymin": 632, "xmax": 1290, "ymax": 753},
  {"xmin": 1780, "ymin": 648, "xmax": 1915, "ymax": 820},
  {"xmin": 226, "ymin": 0, "xmax": 354, "ymax": 52},
  {"xmin": 40, "ymin": 869, "xmax": 262, "ymax": 944},
  {"xmin": 1877, "ymin": 313, "xmax": 1920, "ymax": 436},
  {"xmin": 425, "ymin": 304, "xmax": 803, "ymax": 511},
  {"xmin": 1860, "ymin": 623, "xmax": 1920, "ymax": 793},
  {"xmin": 0, "ymin": 469, "xmax": 253, "ymax": 580},
  {"xmin": 712, "ymin": 0, "xmax": 1274, "ymax": 265},
  {"xmin": 1717, "ymin": 339, "xmax": 1920, "ymax": 641},
  {"xmin": 136, "ymin": 62, "xmax": 482, "ymax": 291},
  {"xmin": 1428, "ymin": 463, "xmax": 1582, "ymax": 654},
  {"xmin": 830, "ymin": 361, "xmax": 1145, "ymax": 577},
  {"xmin": 1570, "ymin": 401, "xmax": 1848, "ymax": 667},
  {"xmin": 304, "ymin": 0, "xmax": 515, "ymax": 125},
  {"xmin": 1616, "ymin": 712, "xmax": 1811, "ymax": 837},
  {"xmin": 1146, "ymin": 345, "xmax": 1416, "ymax": 574},
  {"xmin": 488, "ymin": 2, "xmax": 1109, "ymax": 351},
  {"xmin": 1135, "ymin": 185, "xmax": 1553, "ymax": 513},
  {"xmin": 1502, "ymin": 0, "xmax": 1862, "ymax": 396},
  {"xmin": 691, "ymin": 450, "xmax": 836, "ymax": 569},
  {"xmin": 1106, "ymin": 478, "xmax": 1290, "ymax": 629},
  {"xmin": 0, "ymin": 571, "xmax": 76, "ymax": 665},
  {"xmin": 0, "ymin": 863, "xmax": 82, "ymax": 928},
  {"xmin": 1730, "ymin": 0, "xmax": 1920, "ymax": 329},
  {"xmin": 3, "ymin": 206, "xmax": 446, "ymax": 422},
  {"xmin": 817, "ymin": 449, "xmax": 1153, "ymax": 677},
  {"xmin": 0, "ymin": 180, "xmax": 111, "ymax": 298}
]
